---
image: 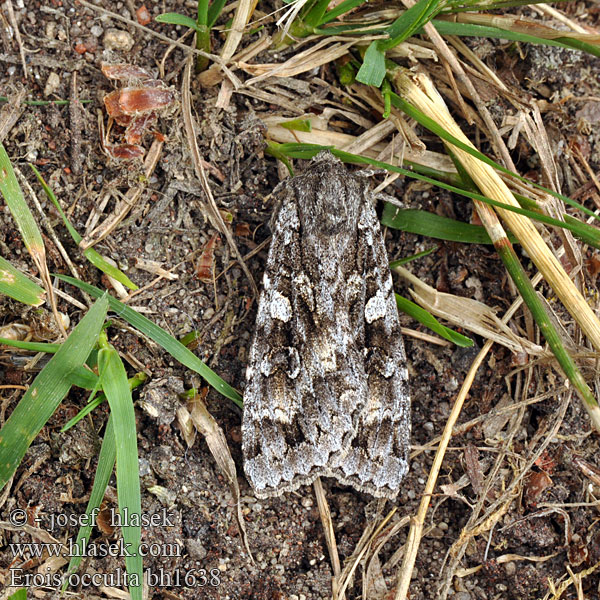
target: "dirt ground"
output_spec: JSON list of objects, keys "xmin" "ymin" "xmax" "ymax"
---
[{"xmin": 1, "ymin": 0, "xmax": 600, "ymax": 599}]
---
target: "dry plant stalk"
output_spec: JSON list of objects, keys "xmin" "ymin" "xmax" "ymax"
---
[
  {"xmin": 393, "ymin": 69, "xmax": 600, "ymax": 353},
  {"xmin": 188, "ymin": 393, "xmax": 254, "ymax": 563},
  {"xmin": 395, "ymin": 265, "xmax": 547, "ymax": 357},
  {"xmin": 80, "ymin": 139, "xmax": 163, "ymax": 249}
]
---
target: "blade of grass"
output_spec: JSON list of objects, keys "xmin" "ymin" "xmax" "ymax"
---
[
  {"xmin": 98, "ymin": 333, "xmax": 142, "ymax": 600},
  {"xmin": 0, "ymin": 144, "xmax": 45, "ymax": 259},
  {"xmin": 389, "ymin": 246, "xmax": 438, "ymax": 268},
  {"xmin": 61, "ymin": 372, "xmax": 148, "ymax": 432},
  {"xmin": 381, "ymin": 206, "xmax": 518, "ymax": 244},
  {"xmin": 0, "ymin": 294, "xmax": 108, "ymax": 491},
  {"xmin": 0, "ymin": 144, "xmax": 65, "ymax": 334},
  {"xmin": 63, "ymin": 415, "xmax": 116, "ymax": 590},
  {"xmin": 0, "ymin": 255, "xmax": 45, "ymax": 306},
  {"xmin": 0, "ymin": 337, "xmax": 61, "ymax": 353},
  {"xmin": 30, "ymin": 166, "xmax": 138, "ymax": 291},
  {"xmin": 356, "ymin": 0, "xmax": 442, "ymax": 86},
  {"xmin": 55, "ymin": 275, "xmax": 243, "ymax": 407},
  {"xmin": 431, "ymin": 19, "xmax": 600, "ymax": 58},
  {"xmin": 388, "ymin": 91, "xmax": 600, "ymax": 225},
  {"xmin": 396, "ymin": 293, "xmax": 474, "ymax": 347},
  {"xmin": 155, "ymin": 12, "xmax": 200, "ymax": 30}
]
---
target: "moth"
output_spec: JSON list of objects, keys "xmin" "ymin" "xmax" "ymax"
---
[{"xmin": 242, "ymin": 153, "xmax": 410, "ymax": 500}]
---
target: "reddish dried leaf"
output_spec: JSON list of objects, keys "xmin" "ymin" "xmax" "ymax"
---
[
  {"xmin": 136, "ymin": 4, "xmax": 151, "ymax": 25},
  {"xmin": 586, "ymin": 254, "xmax": 600, "ymax": 278},
  {"xmin": 96, "ymin": 505, "xmax": 116, "ymax": 535},
  {"xmin": 102, "ymin": 63, "xmax": 153, "ymax": 82},
  {"xmin": 151, "ymin": 131, "xmax": 166, "ymax": 142},
  {"xmin": 104, "ymin": 89, "xmax": 128, "ymax": 120},
  {"xmin": 464, "ymin": 444, "xmax": 484, "ymax": 495},
  {"xmin": 523, "ymin": 470, "xmax": 553, "ymax": 508},
  {"xmin": 104, "ymin": 143, "xmax": 145, "ymax": 160},
  {"xmin": 534, "ymin": 449, "xmax": 556, "ymax": 474},
  {"xmin": 235, "ymin": 222, "xmax": 252, "ymax": 237},
  {"xmin": 125, "ymin": 112, "xmax": 157, "ymax": 145},
  {"xmin": 117, "ymin": 87, "xmax": 174, "ymax": 114},
  {"xmin": 196, "ymin": 235, "xmax": 220, "ymax": 283}
]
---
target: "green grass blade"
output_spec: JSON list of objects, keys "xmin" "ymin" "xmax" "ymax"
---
[
  {"xmin": 357, "ymin": 0, "xmax": 441, "ymax": 86},
  {"xmin": 155, "ymin": 12, "xmax": 200, "ymax": 31},
  {"xmin": 494, "ymin": 238, "xmax": 600, "ymax": 427},
  {"xmin": 381, "ymin": 206, "xmax": 519, "ymax": 244},
  {"xmin": 55, "ymin": 275, "xmax": 243, "ymax": 407},
  {"xmin": 0, "ymin": 255, "xmax": 45, "ymax": 306},
  {"xmin": 302, "ymin": 0, "xmax": 333, "ymax": 27},
  {"xmin": 388, "ymin": 91, "xmax": 600, "ymax": 224},
  {"xmin": 30, "ymin": 166, "xmax": 138, "ymax": 291},
  {"xmin": 0, "ymin": 143, "xmax": 44, "ymax": 259},
  {"xmin": 0, "ymin": 294, "xmax": 108, "ymax": 491},
  {"xmin": 320, "ymin": 0, "xmax": 366, "ymax": 24},
  {"xmin": 63, "ymin": 415, "xmax": 116, "ymax": 589},
  {"xmin": 207, "ymin": 0, "xmax": 228, "ymax": 28},
  {"xmin": 68, "ymin": 366, "xmax": 101, "ymax": 390},
  {"xmin": 396, "ymin": 293, "xmax": 474, "ymax": 347},
  {"xmin": 98, "ymin": 340, "xmax": 142, "ymax": 600},
  {"xmin": 383, "ymin": 0, "xmax": 441, "ymax": 49},
  {"xmin": 431, "ymin": 19, "xmax": 600, "ymax": 57},
  {"xmin": 357, "ymin": 41, "xmax": 387, "ymax": 86},
  {"xmin": 389, "ymin": 247, "xmax": 438, "ymax": 268},
  {"xmin": 280, "ymin": 118, "xmax": 313, "ymax": 132},
  {"xmin": 61, "ymin": 372, "xmax": 147, "ymax": 431},
  {"xmin": 0, "ymin": 337, "xmax": 60, "ymax": 353}
]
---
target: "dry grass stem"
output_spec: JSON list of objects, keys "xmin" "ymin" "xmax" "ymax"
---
[
  {"xmin": 394, "ymin": 69, "xmax": 600, "ymax": 352},
  {"xmin": 80, "ymin": 139, "xmax": 163, "ymax": 249},
  {"xmin": 395, "ymin": 265, "xmax": 547, "ymax": 356},
  {"xmin": 244, "ymin": 40, "xmax": 356, "ymax": 82},
  {"xmin": 313, "ymin": 478, "xmax": 342, "ymax": 595},
  {"xmin": 266, "ymin": 123, "xmax": 456, "ymax": 173},
  {"xmin": 188, "ymin": 394, "xmax": 254, "ymax": 563},
  {"xmin": 198, "ymin": 0, "xmax": 259, "ymax": 86},
  {"xmin": 394, "ymin": 334, "xmax": 494, "ymax": 600},
  {"xmin": 182, "ymin": 54, "xmax": 258, "ymax": 299}
]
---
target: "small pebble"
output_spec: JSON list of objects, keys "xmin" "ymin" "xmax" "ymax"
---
[
  {"xmin": 301, "ymin": 496, "xmax": 313, "ymax": 509},
  {"xmin": 103, "ymin": 28, "xmax": 134, "ymax": 51},
  {"xmin": 44, "ymin": 71, "xmax": 60, "ymax": 96}
]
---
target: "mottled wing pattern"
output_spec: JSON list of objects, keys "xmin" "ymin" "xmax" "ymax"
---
[
  {"xmin": 332, "ymin": 194, "xmax": 410, "ymax": 498},
  {"xmin": 242, "ymin": 154, "xmax": 410, "ymax": 499}
]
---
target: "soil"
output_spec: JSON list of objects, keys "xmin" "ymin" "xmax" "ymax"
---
[{"xmin": 1, "ymin": 1, "xmax": 600, "ymax": 599}]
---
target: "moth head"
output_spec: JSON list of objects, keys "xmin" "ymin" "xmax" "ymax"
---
[{"xmin": 306, "ymin": 176, "xmax": 363, "ymax": 234}]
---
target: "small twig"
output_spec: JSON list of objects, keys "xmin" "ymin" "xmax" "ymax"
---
[
  {"xmin": 69, "ymin": 72, "xmax": 84, "ymax": 175},
  {"xmin": 6, "ymin": 0, "xmax": 27, "ymax": 79},
  {"xmin": 313, "ymin": 478, "xmax": 342, "ymax": 595},
  {"xmin": 181, "ymin": 54, "xmax": 259, "ymax": 300},
  {"xmin": 394, "ymin": 334, "xmax": 491, "ymax": 600}
]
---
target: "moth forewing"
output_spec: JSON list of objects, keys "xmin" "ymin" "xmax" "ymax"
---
[{"xmin": 242, "ymin": 153, "xmax": 410, "ymax": 499}]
